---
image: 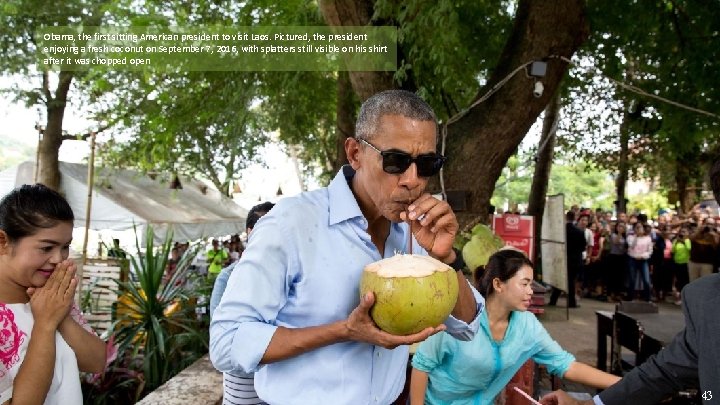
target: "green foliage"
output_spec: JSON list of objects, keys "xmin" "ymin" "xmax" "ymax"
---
[
  {"xmin": 87, "ymin": 0, "xmax": 339, "ymax": 190},
  {"xmin": 112, "ymin": 225, "xmax": 207, "ymax": 394},
  {"xmin": 547, "ymin": 161, "xmax": 615, "ymax": 210},
  {"xmin": 93, "ymin": 70, "xmax": 269, "ymax": 195},
  {"xmin": 260, "ymin": 71, "xmax": 338, "ymax": 183},
  {"xmin": 374, "ymin": 0, "xmax": 513, "ymax": 119},
  {"xmin": 79, "ymin": 276, "xmax": 102, "ymax": 315},
  {"xmin": 491, "ymin": 152, "xmax": 615, "ymax": 210},
  {"xmin": 82, "ymin": 355, "xmax": 143, "ymax": 405},
  {"xmin": 559, "ymin": 0, "xmax": 720, "ymax": 193},
  {"xmin": 628, "ymin": 190, "xmax": 670, "ymax": 218},
  {"xmin": 0, "ymin": 0, "xmax": 110, "ymax": 101},
  {"xmin": 0, "ymin": 136, "xmax": 34, "ymax": 171}
]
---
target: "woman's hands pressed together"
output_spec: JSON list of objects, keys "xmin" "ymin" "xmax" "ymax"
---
[{"xmin": 28, "ymin": 260, "xmax": 77, "ymax": 331}]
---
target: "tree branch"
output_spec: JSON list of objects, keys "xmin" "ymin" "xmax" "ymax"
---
[
  {"xmin": 56, "ymin": 71, "xmax": 74, "ymax": 102},
  {"xmin": 61, "ymin": 133, "xmax": 90, "ymax": 141},
  {"xmin": 42, "ymin": 70, "xmax": 52, "ymax": 103}
]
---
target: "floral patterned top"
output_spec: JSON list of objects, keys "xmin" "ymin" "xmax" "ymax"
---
[{"xmin": 0, "ymin": 301, "xmax": 94, "ymax": 405}]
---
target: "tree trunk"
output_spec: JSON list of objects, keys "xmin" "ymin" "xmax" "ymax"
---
[
  {"xmin": 321, "ymin": 0, "xmax": 588, "ymax": 227},
  {"xmin": 674, "ymin": 146, "xmax": 701, "ymax": 214},
  {"xmin": 333, "ymin": 71, "xmax": 356, "ymax": 172},
  {"xmin": 687, "ymin": 179, "xmax": 701, "ymax": 211},
  {"xmin": 443, "ymin": 0, "xmax": 587, "ymax": 227},
  {"xmin": 38, "ymin": 70, "xmax": 74, "ymax": 191},
  {"xmin": 288, "ymin": 144, "xmax": 306, "ymax": 192},
  {"xmin": 527, "ymin": 90, "xmax": 561, "ymax": 265},
  {"xmin": 615, "ymin": 97, "xmax": 649, "ymax": 215},
  {"xmin": 318, "ymin": 0, "xmax": 395, "ymax": 101},
  {"xmin": 675, "ymin": 163, "xmax": 690, "ymax": 214},
  {"xmin": 615, "ymin": 115, "xmax": 630, "ymax": 215}
]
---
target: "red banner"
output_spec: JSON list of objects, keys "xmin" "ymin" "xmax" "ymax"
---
[{"xmin": 492, "ymin": 214, "xmax": 535, "ymax": 259}]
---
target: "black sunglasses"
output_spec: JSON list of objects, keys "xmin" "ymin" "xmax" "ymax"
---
[{"xmin": 357, "ymin": 138, "xmax": 446, "ymax": 177}]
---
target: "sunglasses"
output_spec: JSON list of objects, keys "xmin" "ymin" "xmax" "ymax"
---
[{"xmin": 357, "ymin": 138, "xmax": 446, "ymax": 177}]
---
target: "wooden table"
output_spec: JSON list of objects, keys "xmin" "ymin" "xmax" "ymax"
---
[{"xmin": 595, "ymin": 309, "xmax": 685, "ymax": 372}]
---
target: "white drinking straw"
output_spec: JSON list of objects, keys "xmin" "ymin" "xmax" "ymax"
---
[
  {"xmin": 407, "ymin": 224, "xmax": 412, "ymax": 255},
  {"xmin": 406, "ymin": 202, "xmax": 413, "ymax": 255},
  {"xmin": 512, "ymin": 386, "xmax": 542, "ymax": 405}
]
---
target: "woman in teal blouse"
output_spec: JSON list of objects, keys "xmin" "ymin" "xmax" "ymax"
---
[{"xmin": 410, "ymin": 249, "xmax": 619, "ymax": 405}]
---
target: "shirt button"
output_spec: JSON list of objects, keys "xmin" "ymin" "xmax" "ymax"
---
[
  {"xmin": 376, "ymin": 352, "xmax": 381, "ymax": 357},
  {"xmin": 374, "ymin": 397, "xmax": 379, "ymax": 402}
]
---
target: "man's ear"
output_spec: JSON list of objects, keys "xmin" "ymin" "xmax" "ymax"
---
[
  {"xmin": 0, "ymin": 230, "xmax": 11, "ymax": 255},
  {"xmin": 345, "ymin": 137, "xmax": 362, "ymax": 171}
]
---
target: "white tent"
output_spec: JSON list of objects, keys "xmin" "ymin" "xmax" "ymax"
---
[{"xmin": 0, "ymin": 161, "xmax": 247, "ymax": 242}]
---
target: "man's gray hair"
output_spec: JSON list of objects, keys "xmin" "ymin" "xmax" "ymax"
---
[{"xmin": 355, "ymin": 90, "xmax": 437, "ymax": 141}]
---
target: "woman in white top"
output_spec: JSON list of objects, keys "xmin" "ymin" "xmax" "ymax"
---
[
  {"xmin": 626, "ymin": 223, "xmax": 654, "ymax": 301},
  {"xmin": 0, "ymin": 184, "xmax": 107, "ymax": 405}
]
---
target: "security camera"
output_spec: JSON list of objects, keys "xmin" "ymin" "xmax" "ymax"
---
[{"xmin": 533, "ymin": 81, "xmax": 544, "ymax": 98}]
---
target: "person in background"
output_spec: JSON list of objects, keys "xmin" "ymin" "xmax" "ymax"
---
[
  {"xmin": 671, "ymin": 227, "xmax": 692, "ymax": 305},
  {"xmin": 637, "ymin": 213, "xmax": 654, "ymax": 239},
  {"xmin": 228, "ymin": 242, "xmax": 241, "ymax": 264},
  {"xmin": 206, "ymin": 239, "xmax": 229, "ymax": 281},
  {"xmin": 626, "ymin": 214, "xmax": 638, "ymax": 236},
  {"xmin": 210, "ymin": 90, "xmax": 483, "ymax": 404},
  {"xmin": 210, "ymin": 201, "xmax": 275, "ymax": 405},
  {"xmin": 626, "ymin": 223, "xmax": 653, "ymax": 302},
  {"xmin": 688, "ymin": 217, "xmax": 718, "ymax": 282},
  {"xmin": 576, "ymin": 213, "xmax": 594, "ymax": 299},
  {"xmin": 606, "ymin": 222, "xmax": 628, "ymax": 302},
  {"xmin": 409, "ymin": 249, "xmax": 620, "ymax": 405},
  {"xmin": 540, "ymin": 157, "xmax": 720, "ymax": 405},
  {"xmin": 107, "ymin": 238, "xmax": 127, "ymax": 259},
  {"xmin": 164, "ymin": 246, "xmax": 181, "ymax": 283},
  {"xmin": 240, "ymin": 202, "xmax": 275, "ymax": 249},
  {"xmin": 0, "ymin": 184, "xmax": 107, "ymax": 404},
  {"xmin": 651, "ymin": 226, "xmax": 673, "ymax": 302},
  {"xmin": 586, "ymin": 220, "xmax": 605, "ymax": 299},
  {"xmin": 549, "ymin": 211, "xmax": 586, "ymax": 308},
  {"xmin": 617, "ymin": 212, "xmax": 628, "ymax": 224},
  {"xmin": 601, "ymin": 211, "xmax": 613, "ymax": 228},
  {"xmin": 596, "ymin": 222, "xmax": 613, "ymax": 300},
  {"xmin": 570, "ymin": 205, "xmax": 580, "ymax": 222},
  {"xmin": 578, "ymin": 213, "xmax": 594, "ymax": 260}
]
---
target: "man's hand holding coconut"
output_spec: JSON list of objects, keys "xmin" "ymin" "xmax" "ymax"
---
[{"xmin": 352, "ymin": 192, "xmax": 476, "ymax": 349}]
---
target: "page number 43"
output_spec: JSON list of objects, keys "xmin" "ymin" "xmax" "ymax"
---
[{"xmin": 703, "ymin": 391, "xmax": 712, "ymax": 401}]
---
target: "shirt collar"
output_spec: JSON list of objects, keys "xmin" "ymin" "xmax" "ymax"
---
[
  {"xmin": 479, "ymin": 308, "xmax": 515, "ymax": 344},
  {"xmin": 328, "ymin": 165, "xmax": 365, "ymax": 226}
]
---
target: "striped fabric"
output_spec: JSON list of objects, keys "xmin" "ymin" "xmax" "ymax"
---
[{"xmin": 223, "ymin": 372, "xmax": 265, "ymax": 405}]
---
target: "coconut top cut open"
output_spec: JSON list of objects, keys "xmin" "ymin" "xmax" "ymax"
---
[{"xmin": 363, "ymin": 254, "xmax": 453, "ymax": 278}]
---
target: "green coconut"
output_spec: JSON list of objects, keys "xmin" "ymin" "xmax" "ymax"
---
[
  {"xmin": 360, "ymin": 254, "xmax": 459, "ymax": 335},
  {"xmin": 461, "ymin": 224, "xmax": 505, "ymax": 272}
]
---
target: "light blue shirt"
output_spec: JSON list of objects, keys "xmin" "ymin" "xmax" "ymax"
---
[
  {"xmin": 210, "ymin": 166, "xmax": 484, "ymax": 405},
  {"xmin": 412, "ymin": 310, "xmax": 575, "ymax": 405},
  {"xmin": 210, "ymin": 265, "xmax": 233, "ymax": 318},
  {"xmin": 210, "ymin": 265, "xmax": 261, "ymax": 402}
]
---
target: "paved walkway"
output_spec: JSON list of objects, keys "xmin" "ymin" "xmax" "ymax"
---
[{"xmin": 536, "ymin": 292, "xmax": 684, "ymax": 396}]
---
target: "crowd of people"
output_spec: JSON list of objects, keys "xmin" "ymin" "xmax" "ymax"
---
[
  {"xmin": 556, "ymin": 204, "xmax": 719, "ymax": 307},
  {"xmin": 164, "ymin": 234, "xmax": 244, "ymax": 282}
]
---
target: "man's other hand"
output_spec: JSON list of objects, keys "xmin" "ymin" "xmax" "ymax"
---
[{"xmin": 540, "ymin": 390, "xmax": 593, "ymax": 405}]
